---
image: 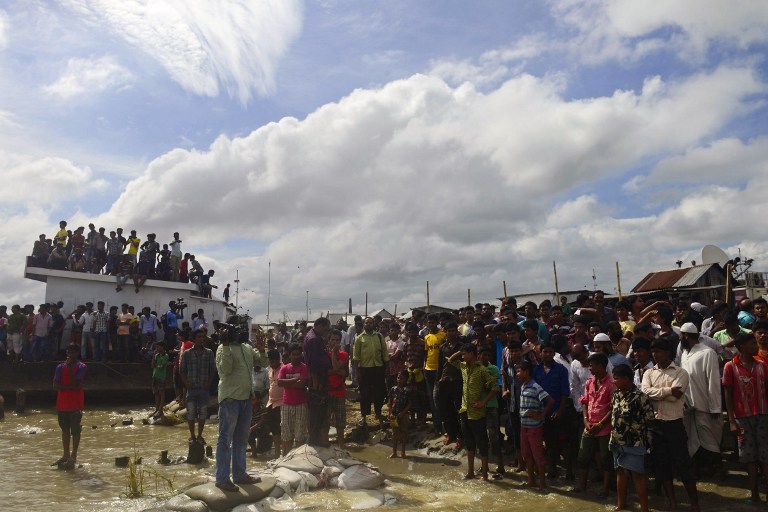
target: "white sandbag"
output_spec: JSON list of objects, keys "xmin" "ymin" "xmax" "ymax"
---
[
  {"xmin": 343, "ymin": 489, "xmax": 385, "ymax": 509},
  {"xmin": 337, "ymin": 465, "xmax": 385, "ymax": 490},
  {"xmin": 272, "ymin": 467, "xmax": 302, "ymax": 489},
  {"xmin": 337, "ymin": 458, "xmax": 363, "ymax": 467},
  {"xmin": 275, "ymin": 446, "xmax": 324, "ymax": 474},
  {"xmin": 296, "ymin": 471, "xmax": 318, "ymax": 490},
  {"xmin": 231, "ymin": 495, "xmax": 296, "ymax": 512}
]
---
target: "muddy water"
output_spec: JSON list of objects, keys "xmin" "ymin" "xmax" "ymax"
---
[{"xmin": 0, "ymin": 407, "xmax": 755, "ymax": 511}]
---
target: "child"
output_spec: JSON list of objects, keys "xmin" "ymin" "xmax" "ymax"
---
[
  {"xmin": 517, "ymin": 359, "xmax": 554, "ymax": 490},
  {"xmin": 151, "ymin": 342, "xmax": 169, "ymax": 418},
  {"xmin": 388, "ymin": 369, "xmax": 412, "ymax": 458},
  {"xmin": 277, "ymin": 343, "xmax": 309, "ymax": 453},
  {"xmin": 248, "ymin": 394, "xmax": 269, "ymax": 458},
  {"xmin": 610, "ymin": 363, "xmax": 655, "ymax": 512},
  {"xmin": 328, "ymin": 329, "xmax": 349, "ymax": 447}
]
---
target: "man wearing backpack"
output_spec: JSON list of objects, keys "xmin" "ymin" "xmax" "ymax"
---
[{"xmin": 353, "ymin": 316, "xmax": 390, "ymax": 425}]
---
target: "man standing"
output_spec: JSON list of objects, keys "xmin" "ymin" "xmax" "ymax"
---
[
  {"xmin": 163, "ymin": 301, "xmax": 179, "ymax": 350},
  {"xmin": 92, "ymin": 302, "xmax": 110, "ymax": 362},
  {"xmin": 533, "ymin": 341, "xmax": 570, "ymax": 479},
  {"xmin": 169, "ymin": 232, "xmax": 182, "ymax": 281},
  {"xmin": 679, "ymin": 323, "xmax": 722, "ymax": 476},
  {"xmin": 304, "ymin": 317, "xmax": 332, "ymax": 447},
  {"xmin": 353, "ymin": 317, "xmax": 389, "ymax": 425},
  {"xmin": 642, "ymin": 337, "xmax": 700, "ymax": 512},
  {"xmin": 53, "ymin": 344, "xmax": 86, "ymax": 470},
  {"xmin": 424, "ymin": 314, "xmax": 446, "ymax": 435},
  {"xmin": 215, "ymin": 329, "xmax": 262, "ymax": 491},
  {"xmin": 80, "ymin": 302, "xmax": 95, "ymax": 361},
  {"xmin": 116, "ymin": 304, "xmax": 133, "ymax": 362},
  {"xmin": 181, "ymin": 330, "xmax": 216, "ymax": 445},
  {"xmin": 31, "ymin": 303, "xmax": 53, "ymax": 362}
]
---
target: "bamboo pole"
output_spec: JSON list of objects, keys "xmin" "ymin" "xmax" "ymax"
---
[
  {"xmin": 467, "ymin": 288, "xmax": 471, "ymax": 306},
  {"xmin": 426, "ymin": 281, "xmax": 430, "ymax": 313},
  {"xmin": 726, "ymin": 264, "xmax": 733, "ymax": 306},
  {"xmin": 503, "ymin": 280, "xmax": 507, "ymax": 299},
  {"xmin": 616, "ymin": 261, "xmax": 623, "ymax": 301},
  {"xmin": 365, "ymin": 292, "xmax": 368, "ymax": 317},
  {"xmin": 553, "ymin": 261, "xmax": 561, "ymax": 305},
  {"xmin": 393, "ymin": 304, "xmax": 397, "ymax": 318}
]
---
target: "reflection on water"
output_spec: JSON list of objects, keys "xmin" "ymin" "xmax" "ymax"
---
[{"xmin": 0, "ymin": 407, "xmax": 754, "ymax": 511}]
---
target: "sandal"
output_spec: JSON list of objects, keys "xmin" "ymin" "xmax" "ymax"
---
[
  {"xmin": 215, "ymin": 481, "xmax": 239, "ymax": 492},
  {"xmin": 233, "ymin": 475, "xmax": 261, "ymax": 485}
]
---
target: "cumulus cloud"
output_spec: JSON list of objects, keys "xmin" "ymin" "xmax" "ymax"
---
[
  {"xmin": 65, "ymin": 64, "xmax": 762, "ymax": 316},
  {"xmin": 44, "ymin": 55, "xmax": 133, "ymax": 99},
  {"xmin": 59, "ymin": 0, "xmax": 303, "ymax": 104}
]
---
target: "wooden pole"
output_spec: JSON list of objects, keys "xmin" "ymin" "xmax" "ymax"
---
[
  {"xmin": 616, "ymin": 261, "xmax": 623, "ymax": 301},
  {"xmin": 553, "ymin": 261, "xmax": 561, "ymax": 305},
  {"xmin": 426, "ymin": 281, "xmax": 430, "ymax": 313},
  {"xmin": 365, "ymin": 292, "xmax": 368, "ymax": 316},
  {"xmin": 726, "ymin": 264, "xmax": 733, "ymax": 306},
  {"xmin": 503, "ymin": 280, "xmax": 507, "ymax": 299},
  {"xmin": 467, "ymin": 288, "xmax": 471, "ymax": 306},
  {"xmin": 393, "ymin": 304, "xmax": 397, "ymax": 318}
]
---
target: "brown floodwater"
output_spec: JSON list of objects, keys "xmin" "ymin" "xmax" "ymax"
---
[{"xmin": 0, "ymin": 406, "xmax": 757, "ymax": 511}]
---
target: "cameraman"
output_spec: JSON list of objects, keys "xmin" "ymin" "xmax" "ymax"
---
[
  {"xmin": 214, "ymin": 326, "xmax": 263, "ymax": 491},
  {"xmin": 163, "ymin": 301, "xmax": 180, "ymax": 350}
]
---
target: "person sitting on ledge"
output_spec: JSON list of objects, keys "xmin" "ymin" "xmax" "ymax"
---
[
  {"xmin": 67, "ymin": 248, "xmax": 87, "ymax": 272},
  {"xmin": 115, "ymin": 254, "xmax": 134, "ymax": 292},
  {"xmin": 133, "ymin": 254, "xmax": 152, "ymax": 293},
  {"xmin": 31, "ymin": 234, "xmax": 50, "ymax": 267}
]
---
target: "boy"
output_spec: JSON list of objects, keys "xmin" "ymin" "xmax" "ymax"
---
[
  {"xmin": 449, "ymin": 343, "xmax": 499, "ymax": 481},
  {"xmin": 610, "ymin": 363, "xmax": 655, "ymax": 512},
  {"xmin": 266, "ymin": 349, "xmax": 284, "ymax": 458},
  {"xmin": 574, "ymin": 352, "xmax": 614, "ymax": 497},
  {"xmin": 278, "ymin": 344, "xmax": 309, "ymax": 452},
  {"xmin": 248, "ymin": 394, "xmax": 269, "ymax": 458},
  {"xmin": 328, "ymin": 329, "xmax": 349, "ymax": 447},
  {"xmin": 53, "ymin": 344, "xmax": 86, "ymax": 470},
  {"xmin": 151, "ymin": 342, "xmax": 169, "ymax": 418},
  {"xmin": 723, "ymin": 333, "xmax": 768, "ymax": 504},
  {"xmin": 403, "ymin": 322, "xmax": 428, "ymax": 429},
  {"xmin": 517, "ymin": 359, "xmax": 554, "ymax": 490},
  {"xmin": 388, "ymin": 369, "xmax": 412, "ymax": 458}
]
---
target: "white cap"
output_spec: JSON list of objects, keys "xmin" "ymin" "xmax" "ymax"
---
[
  {"xmin": 680, "ymin": 322, "xmax": 698, "ymax": 334},
  {"xmin": 593, "ymin": 333, "xmax": 611, "ymax": 342}
]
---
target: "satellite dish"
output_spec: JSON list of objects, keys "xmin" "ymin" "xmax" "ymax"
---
[{"xmin": 702, "ymin": 245, "xmax": 729, "ymax": 266}]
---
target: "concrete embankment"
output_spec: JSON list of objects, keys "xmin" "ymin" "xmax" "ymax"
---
[{"xmin": 0, "ymin": 361, "xmax": 169, "ymax": 404}]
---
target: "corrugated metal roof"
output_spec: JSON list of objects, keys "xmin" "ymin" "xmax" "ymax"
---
[
  {"xmin": 631, "ymin": 264, "xmax": 723, "ymax": 293},
  {"xmin": 674, "ymin": 263, "xmax": 719, "ymax": 287}
]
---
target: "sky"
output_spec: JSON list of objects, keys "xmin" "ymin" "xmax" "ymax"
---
[{"xmin": 1, "ymin": 0, "xmax": 767, "ymax": 322}]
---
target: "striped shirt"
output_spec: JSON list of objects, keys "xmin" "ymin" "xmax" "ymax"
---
[
  {"xmin": 520, "ymin": 380, "xmax": 550, "ymax": 428},
  {"xmin": 93, "ymin": 311, "xmax": 110, "ymax": 333}
]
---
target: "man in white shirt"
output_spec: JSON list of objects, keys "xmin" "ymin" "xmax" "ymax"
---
[
  {"xmin": 79, "ymin": 302, "xmax": 95, "ymax": 361},
  {"xmin": 679, "ymin": 323, "xmax": 722, "ymax": 475},
  {"xmin": 568, "ymin": 344, "xmax": 590, "ymax": 413},
  {"xmin": 642, "ymin": 336, "xmax": 699, "ymax": 512}
]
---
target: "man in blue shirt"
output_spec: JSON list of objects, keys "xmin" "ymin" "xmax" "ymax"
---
[
  {"xmin": 533, "ymin": 341, "xmax": 570, "ymax": 479},
  {"xmin": 163, "ymin": 301, "xmax": 179, "ymax": 349}
]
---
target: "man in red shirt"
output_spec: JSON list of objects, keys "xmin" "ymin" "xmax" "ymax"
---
[{"xmin": 53, "ymin": 344, "xmax": 87, "ymax": 470}]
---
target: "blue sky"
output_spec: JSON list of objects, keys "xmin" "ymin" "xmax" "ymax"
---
[{"xmin": 1, "ymin": 1, "xmax": 767, "ymax": 320}]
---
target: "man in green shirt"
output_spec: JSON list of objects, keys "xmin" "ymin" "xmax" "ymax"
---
[
  {"xmin": 353, "ymin": 317, "xmax": 389, "ymax": 424},
  {"xmin": 214, "ymin": 329, "xmax": 262, "ymax": 492},
  {"xmin": 449, "ymin": 343, "xmax": 499, "ymax": 481}
]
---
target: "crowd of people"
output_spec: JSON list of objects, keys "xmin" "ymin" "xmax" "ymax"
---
[
  {"xmin": 29, "ymin": 222, "xmax": 221, "ymax": 297},
  {"xmin": 39, "ymin": 289, "xmax": 768, "ymax": 508}
]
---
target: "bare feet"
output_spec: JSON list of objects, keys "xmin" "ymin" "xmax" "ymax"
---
[
  {"xmin": 463, "ymin": 473, "xmax": 475, "ymax": 480},
  {"xmin": 389, "ymin": 453, "xmax": 399, "ymax": 459}
]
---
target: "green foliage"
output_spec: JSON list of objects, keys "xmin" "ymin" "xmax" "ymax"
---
[{"xmin": 121, "ymin": 447, "xmax": 176, "ymax": 499}]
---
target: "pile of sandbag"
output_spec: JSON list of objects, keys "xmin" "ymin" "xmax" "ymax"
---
[{"xmin": 270, "ymin": 445, "xmax": 385, "ymax": 492}]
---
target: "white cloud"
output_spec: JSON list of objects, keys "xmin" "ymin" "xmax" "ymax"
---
[
  {"xmin": 59, "ymin": 64, "xmax": 760, "ymax": 316},
  {"xmin": 59, "ymin": 0, "xmax": 303, "ymax": 104},
  {"xmin": 44, "ymin": 55, "xmax": 133, "ymax": 99},
  {"xmin": 0, "ymin": 10, "xmax": 8, "ymax": 50},
  {"xmin": 551, "ymin": 0, "xmax": 768, "ymax": 63}
]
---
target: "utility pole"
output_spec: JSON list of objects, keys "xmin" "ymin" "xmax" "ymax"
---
[
  {"xmin": 267, "ymin": 260, "xmax": 271, "ymax": 325},
  {"xmin": 306, "ymin": 290, "xmax": 309, "ymax": 321},
  {"xmin": 234, "ymin": 270, "xmax": 240, "ymax": 310}
]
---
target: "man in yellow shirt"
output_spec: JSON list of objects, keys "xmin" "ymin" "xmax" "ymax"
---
[
  {"xmin": 54, "ymin": 220, "xmax": 68, "ymax": 249},
  {"xmin": 424, "ymin": 313, "xmax": 446, "ymax": 435},
  {"xmin": 126, "ymin": 230, "xmax": 141, "ymax": 265}
]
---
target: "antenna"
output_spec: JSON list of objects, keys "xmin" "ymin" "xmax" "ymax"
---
[
  {"xmin": 234, "ymin": 269, "xmax": 240, "ymax": 310},
  {"xmin": 702, "ymin": 245, "xmax": 729, "ymax": 266}
]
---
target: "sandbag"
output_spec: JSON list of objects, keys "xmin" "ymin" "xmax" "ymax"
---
[
  {"xmin": 274, "ymin": 448, "xmax": 324, "ymax": 474},
  {"xmin": 337, "ymin": 465, "xmax": 385, "ymax": 490},
  {"xmin": 184, "ymin": 477, "xmax": 276, "ymax": 512},
  {"xmin": 163, "ymin": 494, "xmax": 209, "ymax": 512},
  {"xmin": 272, "ymin": 467, "xmax": 302, "ymax": 489}
]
